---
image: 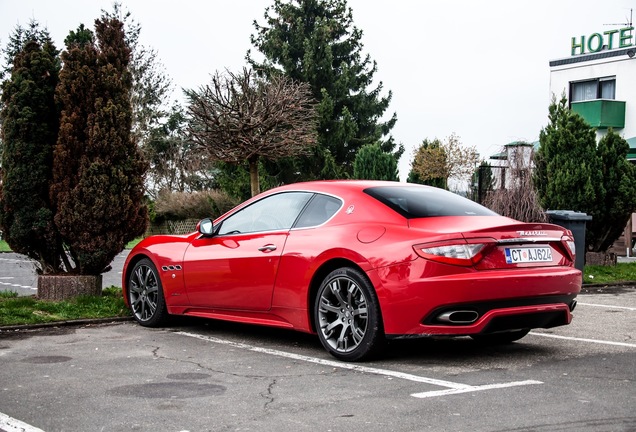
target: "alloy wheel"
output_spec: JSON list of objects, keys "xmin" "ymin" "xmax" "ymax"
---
[{"xmin": 317, "ymin": 275, "xmax": 369, "ymax": 353}]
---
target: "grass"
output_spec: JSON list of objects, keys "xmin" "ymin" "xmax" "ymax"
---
[
  {"xmin": 583, "ymin": 261, "xmax": 636, "ymax": 285},
  {"xmin": 0, "ymin": 286, "xmax": 130, "ymax": 327},
  {"xmin": 125, "ymin": 237, "xmax": 143, "ymax": 249},
  {"xmin": 0, "ymin": 238, "xmax": 143, "ymax": 252},
  {"xmin": 0, "ymin": 237, "xmax": 140, "ymax": 327},
  {"xmin": 0, "ymin": 240, "xmax": 11, "ymax": 252}
]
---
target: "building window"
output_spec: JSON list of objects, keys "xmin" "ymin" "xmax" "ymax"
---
[{"xmin": 570, "ymin": 77, "xmax": 616, "ymax": 102}]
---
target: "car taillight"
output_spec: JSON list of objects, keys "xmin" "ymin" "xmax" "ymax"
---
[
  {"xmin": 414, "ymin": 240, "xmax": 489, "ymax": 266},
  {"xmin": 562, "ymin": 235, "xmax": 576, "ymax": 260}
]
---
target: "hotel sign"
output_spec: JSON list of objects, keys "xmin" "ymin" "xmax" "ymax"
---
[{"xmin": 571, "ymin": 27, "xmax": 634, "ymax": 55}]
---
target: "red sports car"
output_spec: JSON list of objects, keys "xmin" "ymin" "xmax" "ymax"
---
[{"xmin": 123, "ymin": 180, "xmax": 581, "ymax": 361}]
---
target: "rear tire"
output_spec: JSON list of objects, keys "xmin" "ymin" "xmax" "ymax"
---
[
  {"xmin": 314, "ymin": 267, "xmax": 384, "ymax": 362},
  {"xmin": 470, "ymin": 329, "xmax": 530, "ymax": 345},
  {"xmin": 127, "ymin": 258, "xmax": 169, "ymax": 327}
]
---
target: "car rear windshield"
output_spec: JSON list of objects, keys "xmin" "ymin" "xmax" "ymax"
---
[{"xmin": 364, "ymin": 186, "xmax": 498, "ymax": 218}]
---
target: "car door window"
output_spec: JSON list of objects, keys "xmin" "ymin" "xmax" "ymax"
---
[
  {"xmin": 294, "ymin": 194, "xmax": 342, "ymax": 228},
  {"xmin": 218, "ymin": 192, "xmax": 313, "ymax": 235}
]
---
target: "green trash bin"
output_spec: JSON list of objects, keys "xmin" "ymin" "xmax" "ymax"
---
[{"xmin": 546, "ymin": 210, "xmax": 592, "ymax": 272}]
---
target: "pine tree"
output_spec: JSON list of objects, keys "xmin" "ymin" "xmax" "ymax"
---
[
  {"xmin": 534, "ymin": 95, "xmax": 604, "ymax": 222},
  {"xmin": 51, "ymin": 17, "xmax": 147, "ymax": 275},
  {"xmin": 0, "ymin": 25, "xmax": 63, "ymax": 273},
  {"xmin": 248, "ymin": 0, "xmax": 402, "ymax": 182},
  {"xmin": 588, "ymin": 130, "xmax": 636, "ymax": 252},
  {"xmin": 352, "ymin": 143, "xmax": 398, "ymax": 181},
  {"xmin": 1, "ymin": 20, "xmax": 53, "ymax": 81},
  {"xmin": 466, "ymin": 161, "xmax": 494, "ymax": 203},
  {"xmin": 476, "ymin": 161, "xmax": 494, "ymax": 202},
  {"xmin": 100, "ymin": 4, "xmax": 173, "ymax": 149}
]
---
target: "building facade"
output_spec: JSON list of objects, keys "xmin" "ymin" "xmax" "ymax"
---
[
  {"xmin": 549, "ymin": 26, "xmax": 636, "ymax": 256},
  {"xmin": 549, "ymin": 26, "xmax": 636, "ymax": 159}
]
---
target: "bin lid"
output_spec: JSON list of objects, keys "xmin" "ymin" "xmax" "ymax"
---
[{"xmin": 545, "ymin": 210, "xmax": 593, "ymax": 221}]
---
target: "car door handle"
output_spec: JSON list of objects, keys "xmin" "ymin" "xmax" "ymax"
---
[{"xmin": 258, "ymin": 244, "xmax": 277, "ymax": 252}]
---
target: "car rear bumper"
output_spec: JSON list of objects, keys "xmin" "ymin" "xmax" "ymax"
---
[
  {"xmin": 372, "ymin": 261, "xmax": 581, "ymax": 337},
  {"xmin": 386, "ymin": 303, "xmax": 573, "ymax": 339}
]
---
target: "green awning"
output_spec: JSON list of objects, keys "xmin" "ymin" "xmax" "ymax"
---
[
  {"xmin": 489, "ymin": 141, "xmax": 540, "ymax": 160},
  {"xmin": 503, "ymin": 141, "xmax": 533, "ymax": 147},
  {"xmin": 489, "ymin": 152, "xmax": 506, "ymax": 160}
]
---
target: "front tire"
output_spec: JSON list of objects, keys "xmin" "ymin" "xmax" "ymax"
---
[
  {"xmin": 314, "ymin": 267, "xmax": 384, "ymax": 362},
  {"xmin": 127, "ymin": 258, "xmax": 169, "ymax": 327}
]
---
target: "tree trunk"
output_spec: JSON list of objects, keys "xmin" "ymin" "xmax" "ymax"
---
[
  {"xmin": 38, "ymin": 275, "xmax": 103, "ymax": 300},
  {"xmin": 248, "ymin": 156, "xmax": 260, "ymax": 197}
]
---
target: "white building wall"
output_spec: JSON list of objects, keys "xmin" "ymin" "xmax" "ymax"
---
[
  {"xmin": 549, "ymin": 54, "xmax": 636, "ymax": 142},
  {"xmin": 549, "ymin": 50, "xmax": 636, "ymax": 255}
]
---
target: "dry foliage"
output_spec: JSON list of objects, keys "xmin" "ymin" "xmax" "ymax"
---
[
  {"xmin": 483, "ymin": 146, "xmax": 547, "ymax": 223},
  {"xmin": 154, "ymin": 190, "xmax": 238, "ymax": 221}
]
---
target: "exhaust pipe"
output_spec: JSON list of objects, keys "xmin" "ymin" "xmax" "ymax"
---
[
  {"xmin": 569, "ymin": 299, "xmax": 577, "ymax": 312},
  {"xmin": 437, "ymin": 310, "xmax": 479, "ymax": 324}
]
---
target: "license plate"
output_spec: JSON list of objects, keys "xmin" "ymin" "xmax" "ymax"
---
[{"xmin": 505, "ymin": 247, "xmax": 553, "ymax": 264}]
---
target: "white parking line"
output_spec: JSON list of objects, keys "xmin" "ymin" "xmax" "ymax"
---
[
  {"xmin": 176, "ymin": 331, "xmax": 543, "ymax": 398},
  {"xmin": 0, "ymin": 281, "xmax": 36, "ymax": 290},
  {"xmin": 0, "ymin": 411, "xmax": 45, "ymax": 432},
  {"xmin": 529, "ymin": 332, "xmax": 636, "ymax": 348},
  {"xmin": 411, "ymin": 380, "xmax": 543, "ymax": 399},
  {"xmin": 0, "ymin": 257, "xmax": 32, "ymax": 264},
  {"xmin": 577, "ymin": 302, "xmax": 636, "ymax": 311}
]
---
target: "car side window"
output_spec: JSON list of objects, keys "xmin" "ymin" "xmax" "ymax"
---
[
  {"xmin": 217, "ymin": 192, "xmax": 313, "ymax": 235},
  {"xmin": 294, "ymin": 194, "xmax": 342, "ymax": 228}
]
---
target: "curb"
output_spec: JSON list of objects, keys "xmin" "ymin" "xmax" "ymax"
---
[
  {"xmin": 582, "ymin": 281, "xmax": 636, "ymax": 288},
  {"xmin": 580, "ymin": 282, "xmax": 636, "ymax": 294},
  {"xmin": 0, "ymin": 316, "xmax": 133, "ymax": 333}
]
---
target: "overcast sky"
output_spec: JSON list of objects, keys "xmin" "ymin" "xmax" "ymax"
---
[{"xmin": 1, "ymin": 0, "xmax": 634, "ymax": 180}]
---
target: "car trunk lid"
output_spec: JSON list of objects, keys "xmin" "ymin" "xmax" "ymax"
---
[{"xmin": 409, "ymin": 217, "xmax": 575, "ymax": 269}]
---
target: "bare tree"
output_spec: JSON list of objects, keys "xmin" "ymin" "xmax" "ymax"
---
[
  {"xmin": 483, "ymin": 144, "xmax": 547, "ymax": 223},
  {"xmin": 186, "ymin": 68, "xmax": 318, "ymax": 196}
]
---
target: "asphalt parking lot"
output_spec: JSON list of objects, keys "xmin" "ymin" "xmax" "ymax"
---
[{"xmin": 0, "ymin": 255, "xmax": 635, "ymax": 432}]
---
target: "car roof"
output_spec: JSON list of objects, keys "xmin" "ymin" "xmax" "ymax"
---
[{"xmin": 268, "ymin": 180, "xmax": 427, "ymax": 195}]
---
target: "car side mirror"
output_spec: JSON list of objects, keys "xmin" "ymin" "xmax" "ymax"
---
[{"xmin": 198, "ymin": 218, "xmax": 215, "ymax": 236}]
